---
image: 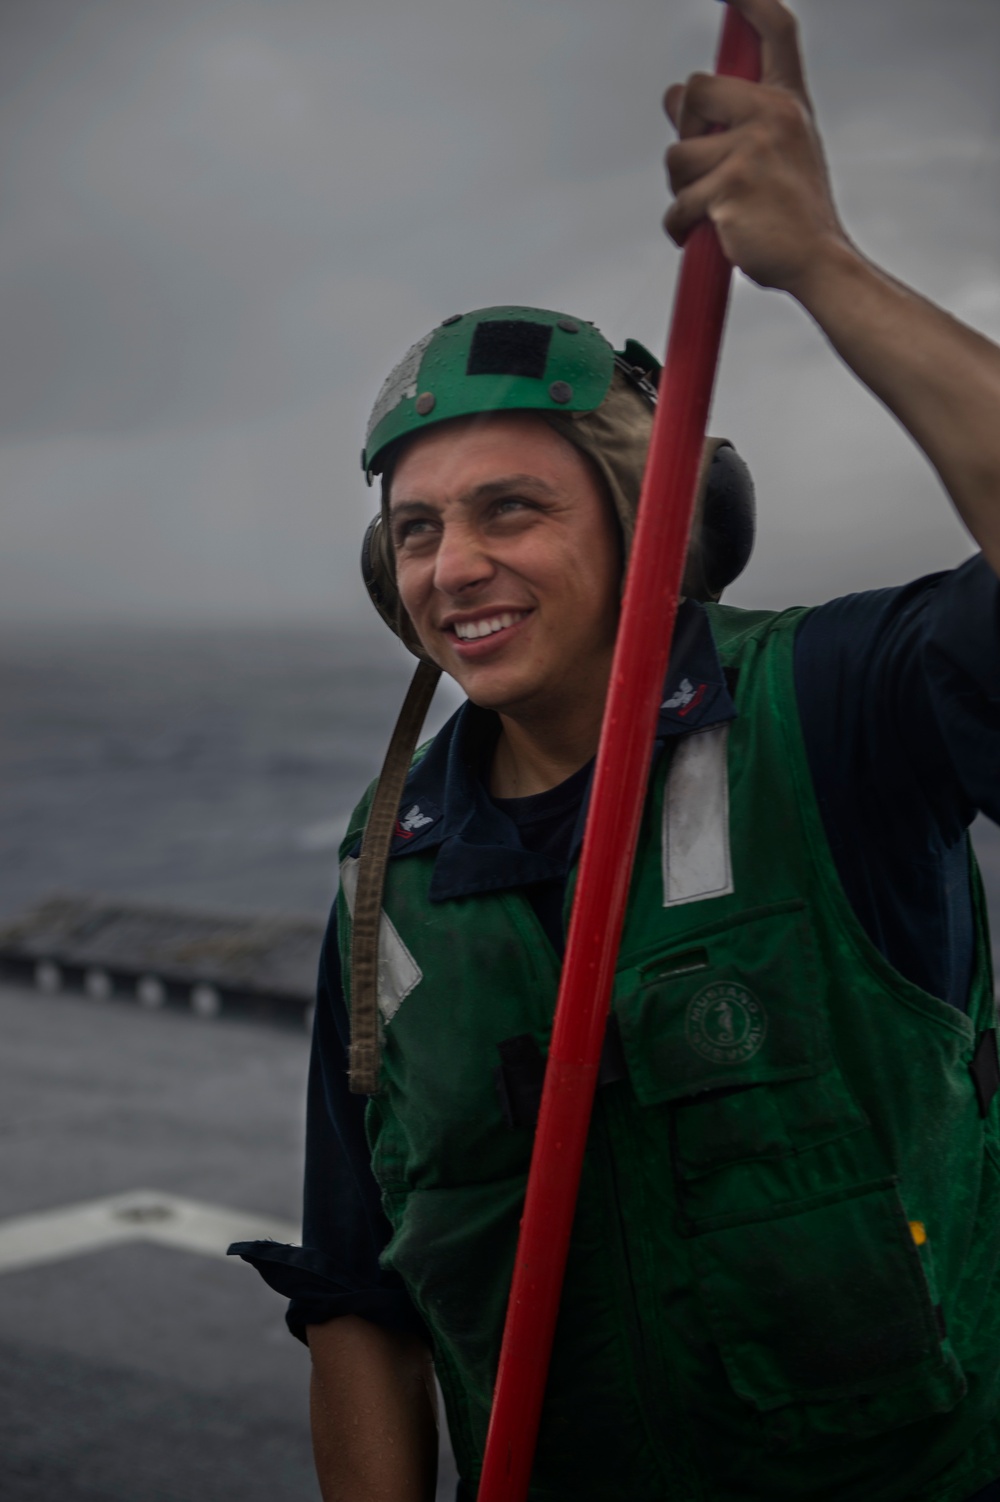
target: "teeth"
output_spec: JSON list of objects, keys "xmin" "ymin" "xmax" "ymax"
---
[{"xmin": 454, "ymin": 611, "xmax": 524, "ymax": 641}]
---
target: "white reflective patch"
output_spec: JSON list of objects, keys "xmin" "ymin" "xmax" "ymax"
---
[
  {"xmin": 340, "ymin": 856, "xmax": 422, "ymax": 1023},
  {"xmin": 662, "ymin": 724, "xmax": 734, "ymax": 907},
  {"xmin": 366, "ymin": 331, "xmax": 434, "ymax": 442}
]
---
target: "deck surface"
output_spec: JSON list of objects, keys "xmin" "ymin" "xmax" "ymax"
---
[{"xmin": 0, "ymin": 979, "xmax": 458, "ymax": 1501}]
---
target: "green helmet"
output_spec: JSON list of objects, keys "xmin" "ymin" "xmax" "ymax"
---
[{"xmin": 362, "ymin": 305, "xmax": 649, "ymax": 480}]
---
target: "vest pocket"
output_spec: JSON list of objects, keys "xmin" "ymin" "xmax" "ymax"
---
[
  {"xmin": 673, "ymin": 1070, "xmax": 867, "ymax": 1179},
  {"xmin": 690, "ymin": 1181, "xmax": 966, "ymax": 1448},
  {"xmin": 615, "ymin": 901, "xmax": 829, "ymax": 1109}
]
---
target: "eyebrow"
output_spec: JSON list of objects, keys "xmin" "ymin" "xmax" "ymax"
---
[{"xmin": 389, "ymin": 474, "xmax": 558, "ymax": 518}]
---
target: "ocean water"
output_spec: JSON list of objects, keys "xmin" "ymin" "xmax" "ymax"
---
[
  {"xmin": 0, "ymin": 623, "xmax": 997, "ymax": 959},
  {"xmin": 0, "ymin": 623, "xmax": 462, "ymax": 927}
]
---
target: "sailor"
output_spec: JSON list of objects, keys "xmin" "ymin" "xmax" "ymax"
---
[{"xmin": 232, "ymin": 0, "xmax": 1000, "ymax": 1497}]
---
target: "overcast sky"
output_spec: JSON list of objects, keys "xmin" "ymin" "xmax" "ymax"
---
[{"xmin": 0, "ymin": 0, "xmax": 998, "ymax": 624}]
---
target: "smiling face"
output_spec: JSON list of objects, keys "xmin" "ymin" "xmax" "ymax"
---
[{"xmin": 388, "ymin": 412, "xmax": 622, "ymax": 727}]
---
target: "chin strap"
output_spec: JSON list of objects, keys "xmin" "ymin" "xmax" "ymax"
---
[{"xmin": 349, "ymin": 658, "xmax": 441, "ymax": 1094}]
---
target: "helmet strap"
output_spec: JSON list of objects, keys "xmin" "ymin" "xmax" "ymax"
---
[{"xmin": 349, "ymin": 658, "xmax": 441, "ymax": 1094}]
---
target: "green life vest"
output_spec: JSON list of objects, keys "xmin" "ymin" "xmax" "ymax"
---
[{"xmin": 338, "ymin": 604, "xmax": 1000, "ymax": 1502}]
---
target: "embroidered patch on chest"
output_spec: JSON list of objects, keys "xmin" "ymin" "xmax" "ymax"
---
[
  {"xmin": 685, "ymin": 981, "xmax": 767, "ymax": 1065},
  {"xmin": 662, "ymin": 677, "xmax": 707, "ymax": 716},
  {"xmin": 390, "ymin": 797, "xmax": 442, "ymax": 853}
]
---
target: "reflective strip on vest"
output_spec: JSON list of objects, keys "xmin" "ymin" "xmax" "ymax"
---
[
  {"xmin": 661, "ymin": 723, "xmax": 734, "ymax": 907},
  {"xmin": 340, "ymin": 855, "xmax": 422, "ymax": 1023}
]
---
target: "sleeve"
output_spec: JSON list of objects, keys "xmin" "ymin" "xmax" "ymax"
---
[
  {"xmin": 923, "ymin": 552, "xmax": 1000, "ymax": 824},
  {"xmin": 793, "ymin": 552, "xmax": 1000, "ymax": 1010},
  {"xmin": 228, "ymin": 907, "xmax": 428, "ymax": 1346}
]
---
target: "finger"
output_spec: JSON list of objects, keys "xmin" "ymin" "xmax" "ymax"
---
[
  {"xmin": 663, "ymin": 176, "xmax": 717, "ymax": 249},
  {"xmin": 663, "ymin": 73, "xmax": 717, "ymax": 140},
  {"xmin": 722, "ymin": 0, "xmax": 809, "ymax": 100},
  {"xmin": 665, "ymin": 132, "xmax": 732, "ymax": 196},
  {"xmin": 664, "ymin": 72, "xmax": 771, "ymax": 140},
  {"xmin": 662, "ymin": 142, "xmax": 760, "ymax": 250}
]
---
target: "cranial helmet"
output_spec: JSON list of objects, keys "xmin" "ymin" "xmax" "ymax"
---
[
  {"xmin": 360, "ymin": 305, "xmax": 756, "ymax": 661},
  {"xmin": 346, "ymin": 308, "xmax": 756, "ymax": 1095}
]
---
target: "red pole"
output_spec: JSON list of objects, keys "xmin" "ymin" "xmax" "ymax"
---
[{"xmin": 475, "ymin": 8, "xmax": 761, "ymax": 1500}]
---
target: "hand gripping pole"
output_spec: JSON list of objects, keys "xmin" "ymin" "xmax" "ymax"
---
[{"xmin": 475, "ymin": 8, "xmax": 761, "ymax": 1499}]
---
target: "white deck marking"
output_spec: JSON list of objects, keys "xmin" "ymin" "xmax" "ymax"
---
[
  {"xmin": 662, "ymin": 724, "xmax": 734, "ymax": 907},
  {"xmin": 340, "ymin": 855, "xmax": 422, "ymax": 1023},
  {"xmin": 0, "ymin": 1190, "xmax": 298, "ymax": 1277}
]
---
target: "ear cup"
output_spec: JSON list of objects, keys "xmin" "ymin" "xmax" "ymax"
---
[
  {"xmin": 360, "ymin": 514, "xmax": 436, "ymax": 662},
  {"xmin": 701, "ymin": 443, "xmax": 756, "ymax": 597},
  {"xmin": 360, "ymin": 515, "xmax": 398, "ymax": 635},
  {"xmin": 682, "ymin": 441, "xmax": 756, "ymax": 602}
]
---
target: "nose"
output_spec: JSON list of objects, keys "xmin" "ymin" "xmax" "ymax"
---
[{"xmin": 432, "ymin": 517, "xmax": 495, "ymax": 597}]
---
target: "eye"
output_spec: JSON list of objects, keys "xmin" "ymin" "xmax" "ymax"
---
[
  {"xmin": 392, "ymin": 515, "xmax": 438, "ymax": 549},
  {"xmin": 490, "ymin": 495, "xmax": 536, "ymax": 521}
]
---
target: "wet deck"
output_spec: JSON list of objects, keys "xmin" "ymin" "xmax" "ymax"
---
[{"xmin": 0, "ymin": 978, "xmax": 459, "ymax": 1501}]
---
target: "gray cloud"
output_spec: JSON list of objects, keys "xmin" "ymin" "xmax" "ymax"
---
[{"xmin": 0, "ymin": 0, "xmax": 997, "ymax": 620}]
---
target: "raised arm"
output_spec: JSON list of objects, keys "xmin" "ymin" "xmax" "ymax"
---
[
  {"xmin": 307, "ymin": 1315, "xmax": 438, "ymax": 1502},
  {"xmin": 663, "ymin": 0, "xmax": 1000, "ymax": 577}
]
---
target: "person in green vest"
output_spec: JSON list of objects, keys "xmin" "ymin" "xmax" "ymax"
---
[{"xmin": 231, "ymin": 0, "xmax": 1000, "ymax": 1496}]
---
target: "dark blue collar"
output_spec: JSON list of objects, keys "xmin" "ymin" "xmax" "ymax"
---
[{"xmin": 360, "ymin": 600, "xmax": 735, "ymax": 902}]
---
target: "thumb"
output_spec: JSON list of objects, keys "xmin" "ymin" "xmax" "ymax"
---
[{"xmin": 720, "ymin": 0, "xmax": 810, "ymax": 102}]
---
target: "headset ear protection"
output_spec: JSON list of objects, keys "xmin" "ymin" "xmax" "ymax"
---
[
  {"xmin": 360, "ymin": 436, "xmax": 755, "ymax": 661},
  {"xmin": 685, "ymin": 439, "xmax": 756, "ymax": 603},
  {"xmin": 361, "ymin": 512, "xmax": 396, "ymax": 636},
  {"xmin": 361, "ymin": 506, "xmax": 435, "ymax": 663}
]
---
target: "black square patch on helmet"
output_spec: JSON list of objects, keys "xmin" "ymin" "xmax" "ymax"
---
[{"xmin": 467, "ymin": 320, "xmax": 553, "ymax": 380}]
